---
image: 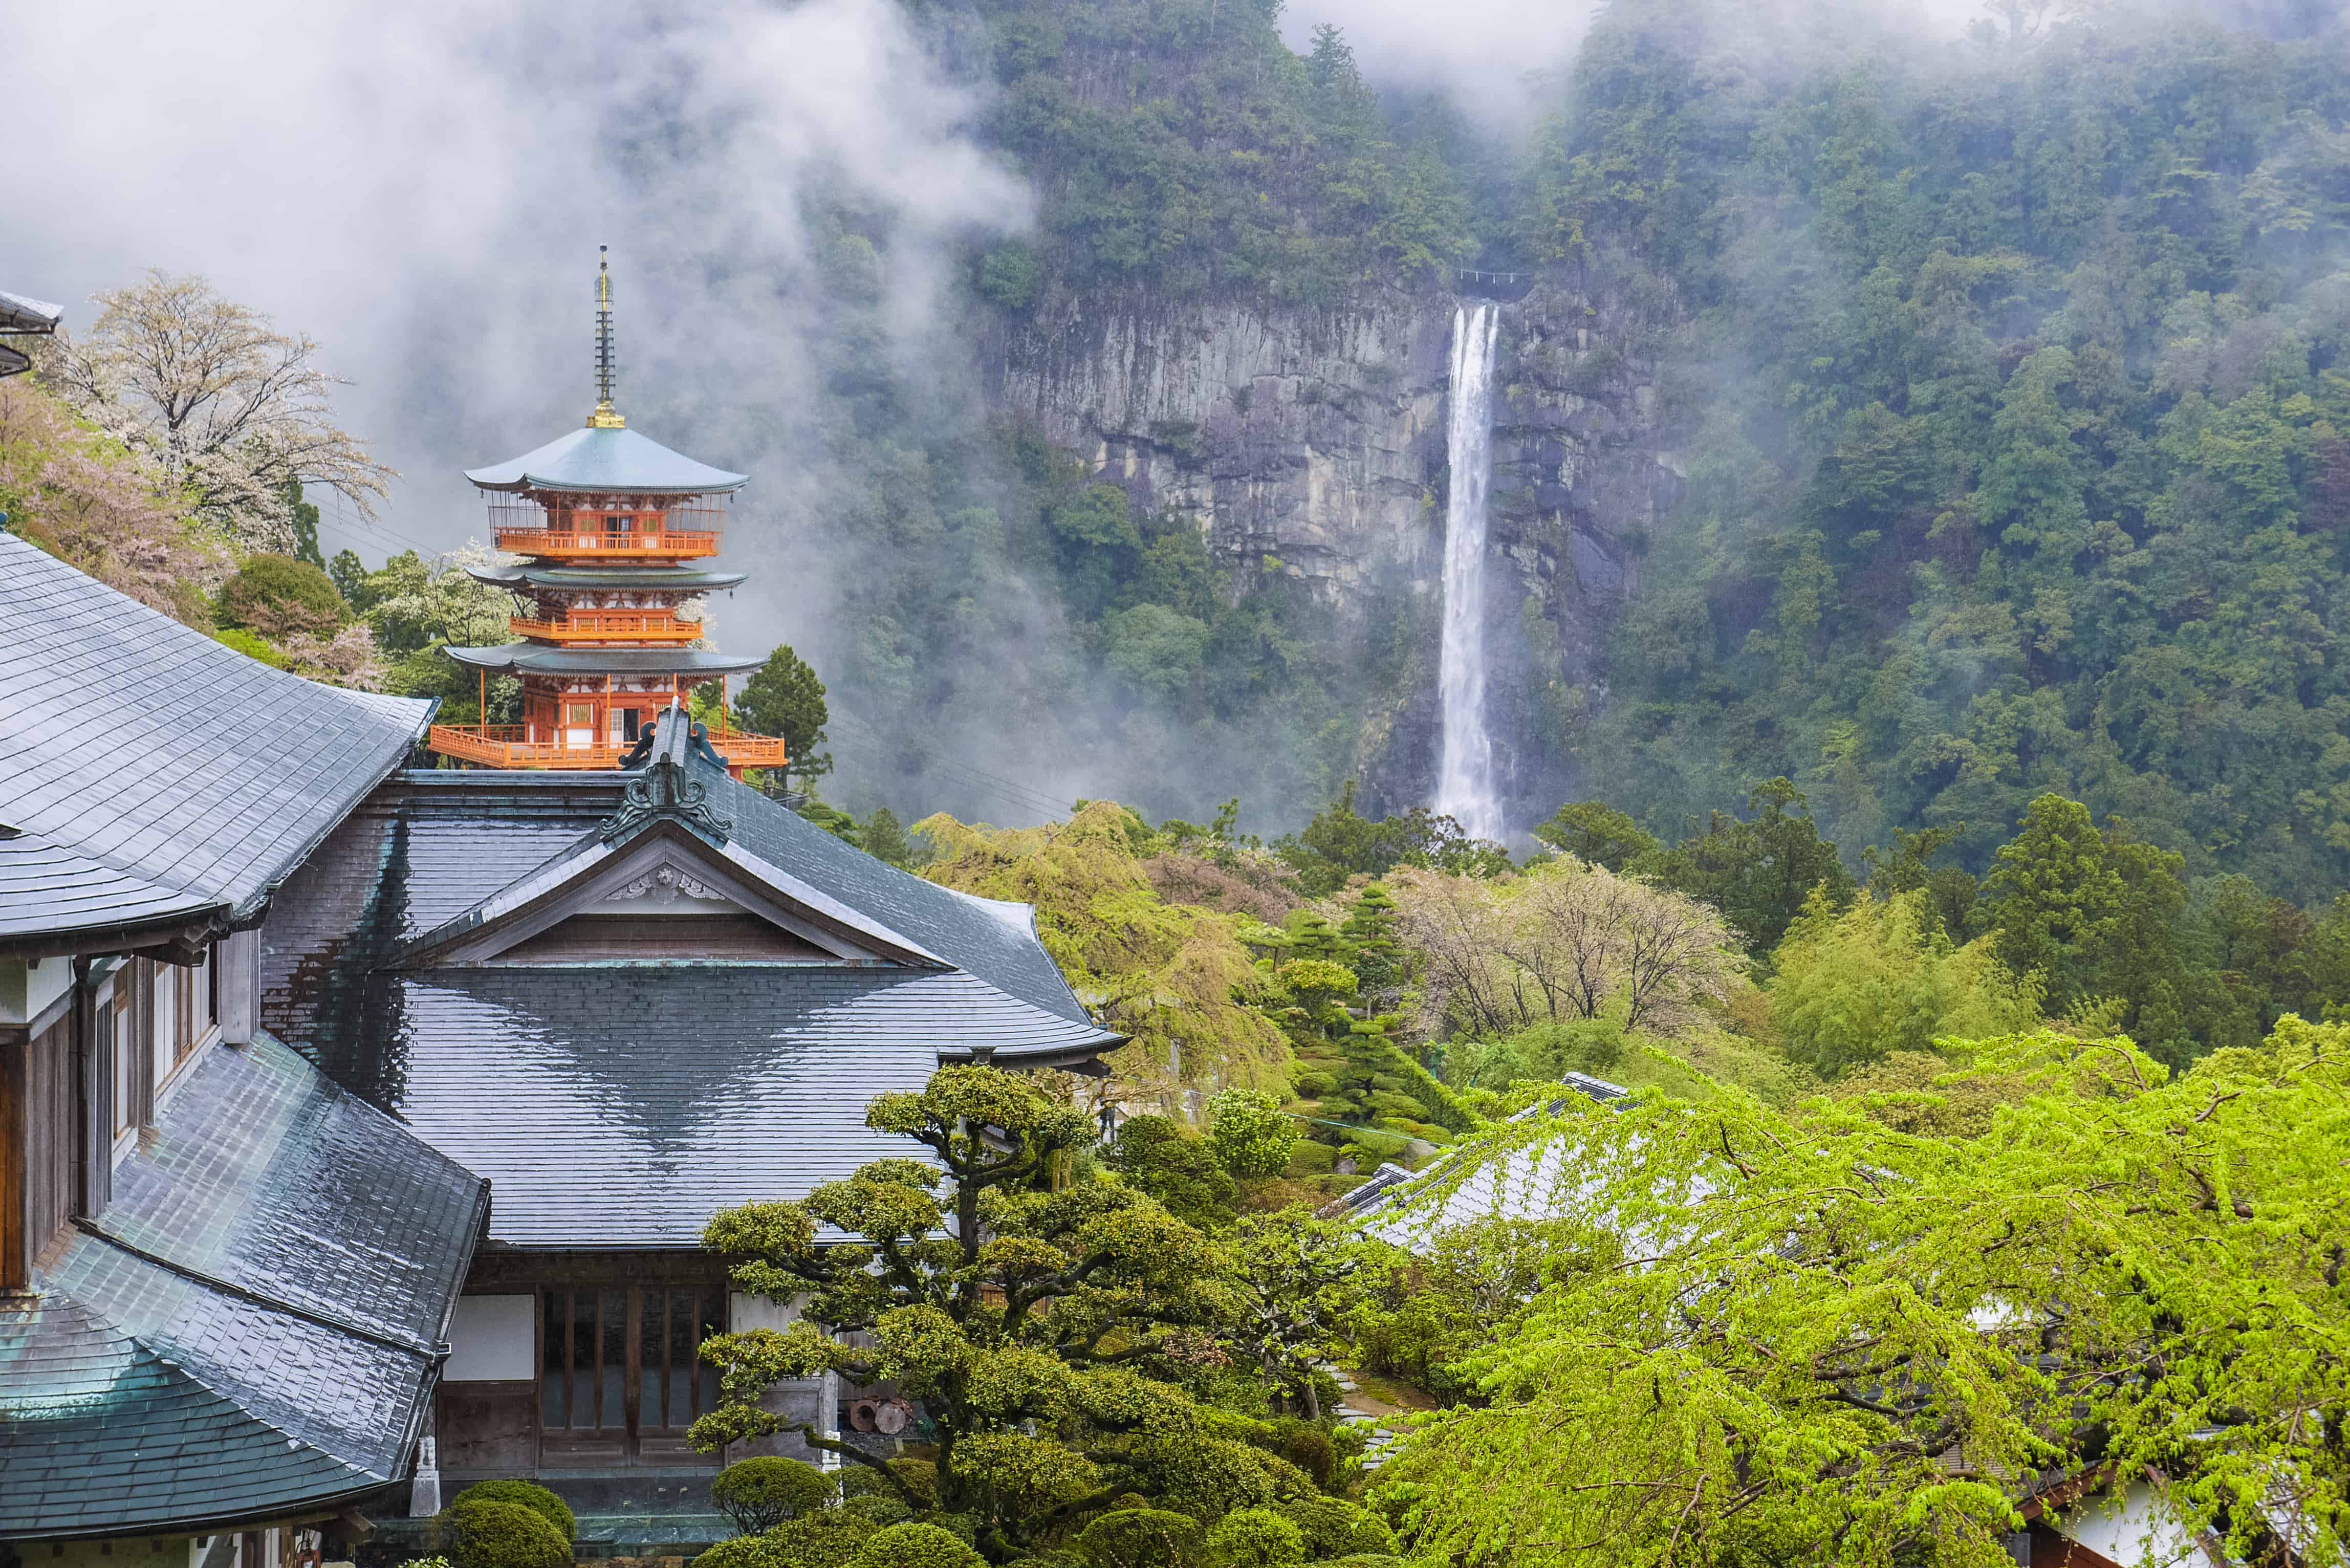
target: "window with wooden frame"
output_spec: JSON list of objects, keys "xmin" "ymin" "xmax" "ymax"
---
[{"xmin": 539, "ymin": 1286, "xmax": 724, "ymax": 1456}]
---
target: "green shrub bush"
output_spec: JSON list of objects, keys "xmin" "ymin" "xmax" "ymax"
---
[
  {"xmin": 1278, "ymin": 1496, "xmax": 1394, "ymax": 1559},
  {"xmin": 712, "ymin": 1457, "xmax": 835, "ymax": 1534},
  {"xmin": 214, "ymin": 553, "xmax": 348, "ymax": 639},
  {"xmin": 451, "ymin": 1481, "xmax": 575, "ymax": 1542},
  {"xmin": 768, "ymin": 1513, "xmax": 877, "ymax": 1568},
  {"xmin": 1072, "ymin": 1507, "xmax": 1203, "ymax": 1568},
  {"xmin": 446, "ymin": 1499, "xmax": 570, "ymax": 1568},
  {"xmin": 1201, "ymin": 1509, "xmax": 1303, "ymax": 1568},
  {"xmin": 210, "ymin": 626, "xmax": 295, "ymax": 669},
  {"xmin": 1264, "ymin": 1421, "xmax": 1335, "ymax": 1491},
  {"xmin": 690, "ymin": 1536, "xmax": 782, "ymax": 1568},
  {"xmin": 847, "ymin": 1522, "xmax": 984, "ymax": 1568}
]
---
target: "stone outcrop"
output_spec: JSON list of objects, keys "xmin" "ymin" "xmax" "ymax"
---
[{"xmin": 984, "ymin": 275, "xmax": 1681, "ymax": 831}]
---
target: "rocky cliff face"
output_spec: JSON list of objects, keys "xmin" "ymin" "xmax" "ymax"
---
[{"xmin": 986, "ymin": 276, "xmax": 1681, "ymax": 832}]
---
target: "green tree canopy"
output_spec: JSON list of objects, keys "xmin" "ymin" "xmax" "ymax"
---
[
  {"xmin": 735, "ymin": 644, "xmax": 832, "ymax": 788},
  {"xmin": 1378, "ymin": 1021, "xmax": 2350, "ymax": 1566}
]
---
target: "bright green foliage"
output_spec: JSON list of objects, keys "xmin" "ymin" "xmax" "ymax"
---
[
  {"xmin": 449, "ymin": 1482, "xmax": 574, "ymax": 1543},
  {"xmin": 1276, "ymin": 1496, "xmax": 1393, "ymax": 1560},
  {"xmin": 444, "ymin": 1500, "xmax": 569, "ymax": 1568},
  {"xmin": 1072, "ymin": 1508, "xmax": 1202, "ymax": 1568},
  {"xmin": 1105, "ymin": 1116, "xmax": 1238, "ymax": 1230},
  {"xmin": 1350, "ymin": 1216, "xmax": 1618, "ymax": 1405},
  {"xmin": 358, "ymin": 548, "xmax": 519, "ymax": 723},
  {"xmin": 1378, "ymin": 1023, "xmax": 2350, "ymax": 1566},
  {"xmin": 848, "ymin": 1523, "xmax": 985, "ymax": 1568},
  {"xmin": 915, "ymin": 804, "xmax": 1293, "ymax": 1095},
  {"xmin": 734, "ymin": 645, "xmax": 831, "ymax": 788},
  {"xmin": 214, "ymin": 553, "xmax": 347, "ymax": 640},
  {"xmin": 697, "ymin": 1066, "xmax": 1311, "ymax": 1560},
  {"xmin": 859, "ymin": 807, "xmax": 917, "ymax": 869},
  {"xmin": 210, "ymin": 626, "xmax": 294, "ymax": 670},
  {"xmin": 712, "ymin": 1457, "xmax": 834, "ymax": 1535},
  {"xmin": 1205, "ymin": 1090, "xmax": 1296, "ymax": 1179},
  {"xmin": 1768, "ymin": 888, "xmax": 2042, "ymax": 1078},
  {"xmin": 1220, "ymin": 1209, "xmax": 1358, "ymax": 1421},
  {"xmin": 1200, "ymin": 1508, "xmax": 1302, "ymax": 1568}
]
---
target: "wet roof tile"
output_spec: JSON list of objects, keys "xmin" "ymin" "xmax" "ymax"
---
[
  {"xmin": 0, "ymin": 535, "xmax": 432, "ymax": 946},
  {"xmin": 0, "ymin": 1035, "xmax": 486, "ymax": 1538}
]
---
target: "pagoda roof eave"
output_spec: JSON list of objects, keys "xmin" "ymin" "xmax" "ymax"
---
[
  {"xmin": 464, "ymin": 425, "xmax": 748, "ymax": 496},
  {"xmin": 444, "ymin": 644, "xmax": 767, "ymax": 677},
  {"xmin": 468, "ymin": 565, "xmax": 749, "ymax": 593}
]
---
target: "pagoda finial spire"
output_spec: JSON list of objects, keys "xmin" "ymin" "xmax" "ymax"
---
[{"xmin": 589, "ymin": 245, "xmax": 625, "ymax": 429}]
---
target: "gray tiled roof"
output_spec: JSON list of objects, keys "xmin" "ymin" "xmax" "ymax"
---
[
  {"xmin": 259, "ymin": 716, "xmax": 1120, "ymax": 1249},
  {"xmin": 464, "ymin": 426, "xmax": 748, "ymax": 495},
  {"xmin": 0, "ymin": 535, "xmax": 433, "ymax": 949},
  {"xmin": 0, "ymin": 1035, "xmax": 488, "ymax": 1538}
]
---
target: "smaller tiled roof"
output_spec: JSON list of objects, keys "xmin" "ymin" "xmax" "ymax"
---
[
  {"xmin": 0, "ymin": 1035, "xmax": 488, "ymax": 1538},
  {"xmin": 469, "ymin": 564, "xmax": 748, "ymax": 592},
  {"xmin": 442, "ymin": 644, "xmax": 767, "ymax": 677},
  {"xmin": 0, "ymin": 289, "xmax": 62, "ymax": 333},
  {"xmin": 0, "ymin": 289, "xmax": 61, "ymax": 377},
  {"xmin": 464, "ymin": 426, "xmax": 748, "ymax": 495},
  {"xmin": 0, "ymin": 536, "xmax": 434, "ymax": 952}
]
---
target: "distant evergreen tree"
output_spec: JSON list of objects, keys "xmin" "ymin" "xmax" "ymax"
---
[{"xmin": 734, "ymin": 645, "xmax": 831, "ymax": 788}]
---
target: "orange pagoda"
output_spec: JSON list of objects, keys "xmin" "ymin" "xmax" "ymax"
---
[{"xmin": 429, "ymin": 250, "xmax": 787, "ymax": 776}]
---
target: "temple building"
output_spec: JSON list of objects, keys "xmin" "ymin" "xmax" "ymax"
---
[
  {"xmin": 0, "ymin": 533, "xmax": 483, "ymax": 1558},
  {"xmin": 2, "ymin": 261, "xmax": 1120, "ymax": 1552},
  {"xmin": 428, "ymin": 252, "xmax": 787, "ymax": 776}
]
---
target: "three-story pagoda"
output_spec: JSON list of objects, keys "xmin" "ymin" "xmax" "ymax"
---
[{"xmin": 429, "ymin": 251, "xmax": 787, "ymax": 775}]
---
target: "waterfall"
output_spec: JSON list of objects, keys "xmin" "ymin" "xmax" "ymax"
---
[{"xmin": 1435, "ymin": 300, "xmax": 1503, "ymax": 841}]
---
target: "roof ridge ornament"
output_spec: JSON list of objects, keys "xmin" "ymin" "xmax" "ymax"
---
[
  {"xmin": 601, "ymin": 751, "xmax": 733, "ymax": 845},
  {"xmin": 588, "ymin": 245, "xmax": 625, "ymax": 430}
]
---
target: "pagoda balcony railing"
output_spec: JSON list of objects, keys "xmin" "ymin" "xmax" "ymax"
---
[
  {"xmin": 509, "ymin": 611, "xmax": 704, "ymax": 643},
  {"xmin": 493, "ymin": 527, "xmax": 721, "ymax": 559},
  {"xmin": 429, "ymin": 723, "xmax": 789, "ymax": 772}
]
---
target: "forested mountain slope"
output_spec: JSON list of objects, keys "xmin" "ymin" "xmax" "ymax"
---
[{"xmin": 1546, "ymin": 0, "xmax": 2350, "ymax": 901}]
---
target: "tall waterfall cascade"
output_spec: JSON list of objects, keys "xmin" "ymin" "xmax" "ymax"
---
[{"xmin": 1434, "ymin": 300, "xmax": 1504, "ymax": 841}]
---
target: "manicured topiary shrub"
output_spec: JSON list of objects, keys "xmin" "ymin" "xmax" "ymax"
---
[
  {"xmin": 446, "ymin": 1499, "xmax": 570, "ymax": 1568},
  {"xmin": 689, "ymin": 1536, "xmax": 781, "ymax": 1568},
  {"xmin": 769, "ymin": 1513, "xmax": 877, "ymax": 1568},
  {"xmin": 1263, "ymin": 1420, "xmax": 1335, "ymax": 1491},
  {"xmin": 1277, "ymin": 1496, "xmax": 1394, "ymax": 1560},
  {"xmin": 214, "ymin": 553, "xmax": 349, "ymax": 639},
  {"xmin": 712, "ymin": 1456, "xmax": 835, "ymax": 1534},
  {"xmin": 1072, "ymin": 1507, "xmax": 1203, "ymax": 1568},
  {"xmin": 451, "ymin": 1480, "xmax": 575, "ymax": 1542},
  {"xmin": 1201, "ymin": 1509, "xmax": 1303, "ymax": 1568},
  {"xmin": 847, "ymin": 1522, "xmax": 984, "ymax": 1568}
]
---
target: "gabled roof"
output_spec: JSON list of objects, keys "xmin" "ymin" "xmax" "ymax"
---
[
  {"xmin": 259, "ymin": 712, "xmax": 1123, "ymax": 1249},
  {"xmin": 0, "ymin": 1034, "xmax": 488, "ymax": 1538},
  {"xmin": 395, "ymin": 731, "xmax": 949, "ymax": 970},
  {"xmin": 0, "ymin": 535, "xmax": 434, "ymax": 954},
  {"xmin": 464, "ymin": 425, "xmax": 748, "ymax": 495}
]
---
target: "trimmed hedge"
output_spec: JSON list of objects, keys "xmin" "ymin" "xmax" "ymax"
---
[
  {"xmin": 451, "ymin": 1481, "xmax": 575, "ymax": 1543},
  {"xmin": 446, "ymin": 1499, "xmax": 569, "ymax": 1568},
  {"xmin": 1072, "ymin": 1507, "xmax": 1202, "ymax": 1568},
  {"xmin": 847, "ymin": 1522, "xmax": 984, "ymax": 1568},
  {"xmin": 712, "ymin": 1457, "xmax": 835, "ymax": 1534}
]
